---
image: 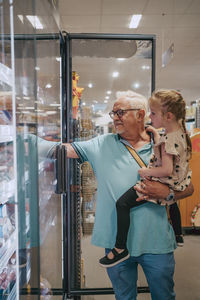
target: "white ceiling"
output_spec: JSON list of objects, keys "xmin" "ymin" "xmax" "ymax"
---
[{"xmin": 58, "ymin": 0, "xmax": 200, "ymax": 105}]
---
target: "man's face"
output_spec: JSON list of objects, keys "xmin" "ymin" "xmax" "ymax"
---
[{"xmin": 112, "ymin": 99, "xmax": 138, "ymax": 135}]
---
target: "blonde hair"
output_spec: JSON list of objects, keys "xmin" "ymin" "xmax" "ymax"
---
[
  {"xmin": 149, "ymin": 89, "xmax": 192, "ymax": 159},
  {"xmin": 115, "ymin": 90, "xmax": 148, "ymax": 115}
]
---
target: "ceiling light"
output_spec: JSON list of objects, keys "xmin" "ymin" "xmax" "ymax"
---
[
  {"xmin": 50, "ymin": 103, "xmax": 60, "ymax": 107},
  {"xmin": 133, "ymin": 82, "xmax": 140, "ymax": 89},
  {"xmin": 23, "ymin": 96, "xmax": 30, "ymax": 100},
  {"xmin": 117, "ymin": 58, "xmax": 125, "ymax": 61},
  {"xmin": 88, "ymin": 83, "xmax": 93, "ymax": 88},
  {"xmin": 104, "ymin": 100, "xmax": 108, "ymax": 103},
  {"xmin": 142, "ymin": 65, "xmax": 150, "ymax": 70},
  {"xmin": 107, "ymin": 91, "xmax": 112, "ymax": 95},
  {"xmin": 46, "ymin": 111, "xmax": 57, "ymax": 115},
  {"xmin": 56, "ymin": 57, "xmax": 61, "ymax": 62},
  {"xmin": 18, "ymin": 15, "xmax": 24, "ymax": 23},
  {"xmin": 26, "ymin": 15, "xmax": 44, "ymax": 29},
  {"xmin": 35, "ymin": 66, "xmax": 40, "ymax": 71},
  {"xmin": 112, "ymin": 72, "xmax": 119, "ymax": 78},
  {"xmin": 93, "ymin": 100, "xmax": 98, "ymax": 103},
  {"xmin": 162, "ymin": 43, "xmax": 174, "ymax": 68},
  {"xmin": 129, "ymin": 14, "xmax": 142, "ymax": 29},
  {"xmin": 82, "ymin": 102, "xmax": 86, "ymax": 106},
  {"xmin": 45, "ymin": 83, "xmax": 52, "ymax": 89},
  {"xmin": 21, "ymin": 111, "xmax": 30, "ymax": 114},
  {"xmin": 25, "ymin": 107, "xmax": 35, "ymax": 110},
  {"xmin": 105, "ymin": 96, "xmax": 109, "ymax": 100}
]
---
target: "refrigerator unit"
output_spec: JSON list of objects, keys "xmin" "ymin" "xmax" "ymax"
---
[{"xmin": 0, "ymin": 30, "xmax": 155, "ymax": 299}]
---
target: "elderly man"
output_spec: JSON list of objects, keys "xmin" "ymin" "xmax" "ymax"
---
[{"xmin": 64, "ymin": 90, "xmax": 193, "ymax": 300}]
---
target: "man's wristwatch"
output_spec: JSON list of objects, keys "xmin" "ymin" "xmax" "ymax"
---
[{"xmin": 166, "ymin": 187, "xmax": 175, "ymax": 202}]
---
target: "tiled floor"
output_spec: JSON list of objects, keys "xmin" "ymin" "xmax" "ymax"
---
[
  {"xmin": 82, "ymin": 235, "xmax": 200, "ymax": 300},
  {"xmin": 39, "ymin": 227, "xmax": 200, "ymax": 299},
  {"xmin": 174, "ymin": 235, "xmax": 200, "ymax": 300}
]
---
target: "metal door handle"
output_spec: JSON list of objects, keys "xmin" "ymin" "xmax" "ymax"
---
[{"xmin": 54, "ymin": 144, "xmax": 67, "ymax": 194}]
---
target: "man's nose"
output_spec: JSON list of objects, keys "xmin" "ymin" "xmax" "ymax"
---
[{"xmin": 113, "ymin": 112, "xmax": 120, "ymax": 120}]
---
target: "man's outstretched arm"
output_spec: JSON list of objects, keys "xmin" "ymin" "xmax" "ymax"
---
[{"xmin": 63, "ymin": 143, "xmax": 79, "ymax": 159}]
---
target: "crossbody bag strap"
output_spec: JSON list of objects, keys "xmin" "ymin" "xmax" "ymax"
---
[
  {"xmin": 125, "ymin": 145, "xmax": 171, "ymax": 221},
  {"xmin": 125, "ymin": 145, "xmax": 147, "ymax": 168}
]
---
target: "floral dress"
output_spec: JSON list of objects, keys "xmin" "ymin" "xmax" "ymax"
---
[{"xmin": 137, "ymin": 128, "xmax": 192, "ymax": 205}]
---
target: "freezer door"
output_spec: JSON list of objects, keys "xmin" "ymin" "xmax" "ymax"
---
[
  {"xmin": 65, "ymin": 33, "xmax": 155, "ymax": 296},
  {"xmin": 14, "ymin": 35, "xmax": 63, "ymax": 297}
]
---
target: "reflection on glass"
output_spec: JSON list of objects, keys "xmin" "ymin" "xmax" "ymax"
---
[
  {"xmin": 0, "ymin": 30, "xmax": 62, "ymax": 300},
  {"xmin": 1, "ymin": 0, "xmax": 62, "ymax": 297},
  {"xmin": 0, "ymin": 1, "xmax": 18, "ymax": 299},
  {"xmin": 71, "ymin": 38, "xmax": 153, "ymax": 289},
  {"xmin": 15, "ymin": 37, "xmax": 62, "ymax": 292}
]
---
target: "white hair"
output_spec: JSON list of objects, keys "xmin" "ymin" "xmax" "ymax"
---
[{"xmin": 115, "ymin": 90, "xmax": 148, "ymax": 115}]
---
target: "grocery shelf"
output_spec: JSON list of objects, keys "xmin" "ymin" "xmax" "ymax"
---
[
  {"xmin": 0, "ymin": 126, "xmax": 13, "ymax": 144},
  {"xmin": 0, "ymin": 180, "xmax": 15, "ymax": 205},
  {"xmin": 0, "ymin": 231, "xmax": 16, "ymax": 270},
  {"xmin": 7, "ymin": 283, "xmax": 16, "ymax": 300},
  {"xmin": 0, "ymin": 137, "xmax": 13, "ymax": 144}
]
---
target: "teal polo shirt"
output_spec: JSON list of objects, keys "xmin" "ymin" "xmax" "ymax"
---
[{"xmin": 73, "ymin": 133, "xmax": 176, "ymax": 256}]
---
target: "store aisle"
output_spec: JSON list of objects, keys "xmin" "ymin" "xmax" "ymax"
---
[
  {"xmin": 82, "ymin": 235, "xmax": 200, "ymax": 300},
  {"xmin": 174, "ymin": 235, "xmax": 200, "ymax": 300}
]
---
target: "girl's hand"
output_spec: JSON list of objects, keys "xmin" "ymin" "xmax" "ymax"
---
[{"xmin": 146, "ymin": 125, "xmax": 160, "ymax": 144}]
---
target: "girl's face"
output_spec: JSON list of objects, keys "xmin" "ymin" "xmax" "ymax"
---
[{"xmin": 149, "ymin": 104, "xmax": 165, "ymax": 128}]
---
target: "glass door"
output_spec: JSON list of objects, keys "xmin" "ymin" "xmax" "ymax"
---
[
  {"xmin": 1, "ymin": 32, "xmax": 64, "ymax": 299},
  {"xmin": 0, "ymin": 1, "xmax": 18, "ymax": 299},
  {"xmin": 65, "ymin": 33, "xmax": 155, "ymax": 298},
  {"xmin": 1, "ymin": 2, "xmax": 64, "ymax": 299},
  {"xmin": 14, "ymin": 34, "xmax": 63, "ymax": 299}
]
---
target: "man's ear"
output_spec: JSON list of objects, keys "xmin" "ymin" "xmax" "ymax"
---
[{"xmin": 137, "ymin": 109, "xmax": 145, "ymax": 121}]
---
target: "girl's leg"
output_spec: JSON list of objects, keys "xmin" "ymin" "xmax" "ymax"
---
[
  {"xmin": 169, "ymin": 202, "xmax": 184, "ymax": 245},
  {"xmin": 169, "ymin": 202, "xmax": 182, "ymax": 236},
  {"xmin": 99, "ymin": 186, "xmax": 146, "ymax": 267},
  {"xmin": 115, "ymin": 186, "xmax": 146, "ymax": 249}
]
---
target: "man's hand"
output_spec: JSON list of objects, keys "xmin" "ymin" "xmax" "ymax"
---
[
  {"xmin": 134, "ymin": 178, "xmax": 194, "ymax": 202},
  {"xmin": 134, "ymin": 178, "xmax": 169, "ymax": 201}
]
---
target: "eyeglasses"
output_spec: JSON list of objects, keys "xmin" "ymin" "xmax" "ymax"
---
[{"xmin": 109, "ymin": 109, "xmax": 140, "ymax": 119}]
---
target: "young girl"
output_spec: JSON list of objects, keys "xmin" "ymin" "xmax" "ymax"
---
[{"xmin": 99, "ymin": 89, "xmax": 192, "ymax": 268}]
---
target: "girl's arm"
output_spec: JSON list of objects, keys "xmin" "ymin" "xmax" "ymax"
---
[
  {"xmin": 138, "ymin": 143, "xmax": 173, "ymax": 178},
  {"xmin": 146, "ymin": 125, "xmax": 160, "ymax": 144}
]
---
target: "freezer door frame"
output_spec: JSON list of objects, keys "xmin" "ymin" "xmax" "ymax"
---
[{"xmin": 63, "ymin": 32, "xmax": 156, "ymax": 299}]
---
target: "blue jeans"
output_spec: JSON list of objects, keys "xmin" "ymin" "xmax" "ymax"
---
[{"xmin": 106, "ymin": 249, "xmax": 175, "ymax": 300}]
